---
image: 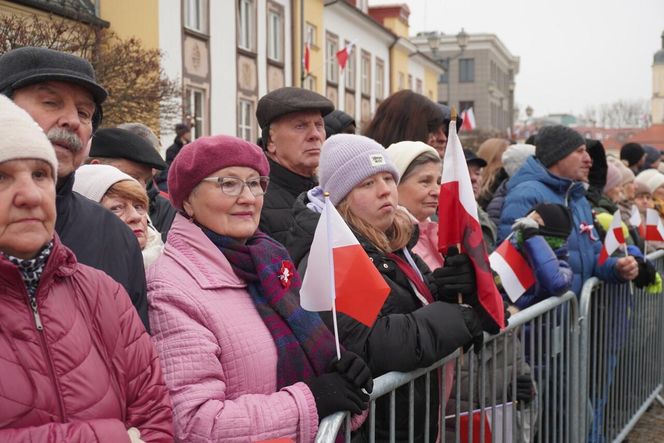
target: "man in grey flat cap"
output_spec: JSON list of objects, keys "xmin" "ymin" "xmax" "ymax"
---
[
  {"xmin": 255, "ymin": 86, "xmax": 334, "ymax": 244},
  {"xmin": 0, "ymin": 46, "xmax": 150, "ymax": 330}
]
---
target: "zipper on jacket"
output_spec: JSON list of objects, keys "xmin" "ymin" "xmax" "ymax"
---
[
  {"xmin": 564, "ymin": 183, "xmax": 574, "ymax": 207},
  {"xmin": 29, "ymin": 296, "xmax": 43, "ymax": 331}
]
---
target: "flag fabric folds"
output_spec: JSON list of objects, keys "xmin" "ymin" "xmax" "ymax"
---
[
  {"xmin": 300, "ymin": 197, "xmax": 390, "ymax": 327},
  {"xmin": 599, "ymin": 210, "xmax": 626, "ymax": 265},
  {"xmin": 461, "ymin": 107, "xmax": 477, "ymax": 131},
  {"xmin": 629, "ymin": 204, "xmax": 641, "ymax": 228},
  {"xmin": 489, "ymin": 239, "xmax": 536, "ymax": 303},
  {"xmin": 303, "ymin": 41, "xmax": 311, "ymax": 74},
  {"xmin": 445, "ymin": 403, "xmax": 514, "ymax": 443},
  {"xmin": 645, "ymin": 208, "xmax": 664, "ymax": 241},
  {"xmin": 336, "ymin": 43, "xmax": 353, "ymax": 70},
  {"xmin": 438, "ymin": 118, "xmax": 505, "ymax": 331}
]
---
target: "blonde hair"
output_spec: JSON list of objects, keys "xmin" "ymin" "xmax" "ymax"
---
[
  {"xmin": 105, "ymin": 180, "xmax": 149, "ymax": 208},
  {"xmin": 337, "ymin": 198, "xmax": 413, "ymax": 254},
  {"xmin": 477, "ymin": 138, "xmax": 510, "ymax": 200}
]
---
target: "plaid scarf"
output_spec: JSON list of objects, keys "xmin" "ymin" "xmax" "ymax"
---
[{"xmin": 203, "ymin": 228, "xmax": 337, "ymax": 389}]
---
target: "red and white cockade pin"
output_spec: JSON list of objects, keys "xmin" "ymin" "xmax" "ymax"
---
[{"xmin": 278, "ymin": 260, "xmax": 295, "ymax": 288}]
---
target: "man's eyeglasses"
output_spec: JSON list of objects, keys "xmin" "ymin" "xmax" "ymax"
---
[{"xmin": 201, "ymin": 176, "xmax": 270, "ymax": 197}]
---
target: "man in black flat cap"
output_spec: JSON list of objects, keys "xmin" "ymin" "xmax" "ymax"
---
[
  {"xmin": 87, "ymin": 126, "xmax": 177, "ymax": 240},
  {"xmin": 255, "ymin": 86, "xmax": 334, "ymax": 244},
  {"xmin": 0, "ymin": 46, "xmax": 150, "ymax": 330}
]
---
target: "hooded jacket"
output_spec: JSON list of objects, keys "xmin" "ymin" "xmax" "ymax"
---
[
  {"xmin": 498, "ymin": 156, "xmax": 621, "ymax": 294},
  {"xmin": 0, "ymin": 235, "xmax": 173, "ymax": 441},
  {"xmin": 56, "ymin": 173, "xmax": 149, "ymax": 330}
]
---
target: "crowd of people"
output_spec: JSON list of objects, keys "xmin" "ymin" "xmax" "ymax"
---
[{"xmin": 0, "ymin": 45, "xmax": 661, "ymax": 442}]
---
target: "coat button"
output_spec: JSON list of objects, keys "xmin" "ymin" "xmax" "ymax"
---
[{"xmin": 383, "ymin": 263, "xmax": 389, "ymax": 269}]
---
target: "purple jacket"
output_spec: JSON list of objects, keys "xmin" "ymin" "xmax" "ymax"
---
[{"xmin": 147, "ymin": 214, "xmax": 319, "ymax": 442}]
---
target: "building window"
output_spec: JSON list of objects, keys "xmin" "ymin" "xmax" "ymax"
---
[
  {"xmin": 238, "ymin": 0, "xmax": 254, "ymax": 51},
  {"xmin": 238, "ymin": 99, "xmax": 253, "ymax": 141},
  {"xmin": 416, "ymin": 78, "xmax": 423, "ymax": 94},
  {"xmin": 459, "ymin": 100, "xmax": 474, "ymax": 112},
  {"xmin": 344, "ymin": 41, "xmax": 355, "ymax": 90},
  {"xmin": 326, "ymin": 33, "xmax": 339, "ymax": 84},
  {"xmin": 375, "ymin": 58, "xmax": 384, "ymax": 100},
  {"xmin": 304, "ymin": 74, "xmax": 317, "ymax": 91},
  {"xmin": 398, "ymin": 72, "xmax": 405, "ymax": 90},
  {"xmin": 361, "ymin": 51, "xmax": 371, "ymax": 96},
  {"xmin": 267, "ymin": 5, "xmax": 283, "ymax": 62},
  {"xmin": 408, "ymin": 74, "xmax": 413, "ymax": 90},
  {"xmin": 184, "ymin": 0, "xmax": 207, "ymax": 33},
  {"xmin": 185, "ymin": 87, "xmax": 205, "ymax": 139},
  {"xmin": 305, "ymin": 22, "xmax": 317, "ymax": 48},
  {"xmin": 459, "ymin": 58, "xmax": 475, "ymax": 83}
]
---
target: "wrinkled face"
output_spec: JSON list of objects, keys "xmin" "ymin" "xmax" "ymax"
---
[
  {"xmin": 548, "ymin": 145, "xmax": 592, "ymax": 183},
  {"xmin": 467, "ymin": 163, "xmax": 483, "ymax": 199},
  {"xmin": 635, "ymin": 193, "xmax": 653, "ymax": 212},
  {"xmin": 397, "ymin": 161, "xmax": 441, "ymax": 222},
  {"xmin": 427, "ymin": 126, "xmax": 447, "ymax": 158},
  {"xmin": 100, "ymin": 191, "xmax": 148, "ymax": 249},
  {"xmin": 183, "ymin": 166, "xmax": 264, "ymax": 243},
  {"xmin": 92, "ymin": 158, "xmax": 153, "ymax": 188},
  {"xmin": 0, "ymin": 159, "xmax": 56, "ymax": 259},
  {"xmin": 345, "ymin": 172, "xmax": 398, "ymax": 232},
  {"xmin": 623, "ymin": 181, "xmax": 636, "ymax": 201},
  {"xmin": 267, "ymin": 110, "xmax": 325, "ymax": 177},
  {"xmin": 12, "ymin": 81, "xmax": 95, "ymax": 179},
  {"xmin": 605, "ymin": 186, "xmax": 624, "ymax": 204}
]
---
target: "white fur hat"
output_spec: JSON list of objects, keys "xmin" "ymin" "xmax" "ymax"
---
[
  {"xmin": 385, "ymin": 141, "xmax": 440, "ymax": 182},
  {"xmin": 73, "ymin": 164, "xmax": 137, "ymax": 203},
  {"xmin": 0, "ymin": 95, "xmax": 58, "ymax": 176}
]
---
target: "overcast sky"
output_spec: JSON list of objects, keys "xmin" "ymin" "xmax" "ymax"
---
[{"xmin": 370, "ymin": 0, "xmax": 664, "ymax": 119}]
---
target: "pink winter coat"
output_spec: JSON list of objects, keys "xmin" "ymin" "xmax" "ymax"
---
[
  {"xmin": 0, "ymin": 235, "xmax": 173, "ymax": 442},
  {"xmin": 147, "ymin": 214, "xmax": 319, "ymax": 442}
]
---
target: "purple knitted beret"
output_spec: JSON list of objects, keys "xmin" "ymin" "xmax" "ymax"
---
[{"xmin": 168, "ymin": 135, "xmax": 269, "ymax": 210}]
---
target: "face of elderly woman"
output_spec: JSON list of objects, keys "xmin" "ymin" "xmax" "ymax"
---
[
  {"xmin": 397, "ymin": 161, "xmax": 441, "ymax": 222},
  {"xmin": 100, "ymin": 192, "xmax": 148, "ymax": 249},
  {"xmin": 0, "ymin": 159, "xmax": 56, "ymax": 258},
  {"xmin": 183, "ymin": 166, "xmax": 264, "ymax": 243},
  {"xmin": 346, "ymin": 171, "xmax": 398, "ymax": 232}
]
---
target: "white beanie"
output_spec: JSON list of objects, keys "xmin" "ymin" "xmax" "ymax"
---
[
  {"xmin": 502, "ymin": 143, "xmax": 535, "ymax": 177},
  {"xmin": 385, "ymin": 141, "xmax": 440, "ymax": 183},
  {"xmin": 646, "ymin": 172, "xmax": 664, "ymax": 195},
  {"xmin": 73, "ymin": 164, "xmax": 137, "ymax": 202},
  {"xmin": 635, "ymin": 169, "xmax": 660, "ymax": 194},
  {"xmin": 0, "ymin": 95, "xmax": 58, "ymax": 176}
]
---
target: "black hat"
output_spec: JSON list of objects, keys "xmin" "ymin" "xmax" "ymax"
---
[
  {"xmin": 256, "ymin": 87, "xmax": 334, "ymax": 129},
  {"xmin": 324, "ymin": 110, "xmax": 356, "ymax": 138},
  {"xmin": 535, "ymin": 125, "xmax": 585, "ymax": 168},
  {"xmin": 0, "ymin": 47, "xmax": 107, "ymax": 129},
  {"xmin": 90, "ymin": 128, "xmax": 167, "ymax": 170},
  {"xmin": 463, "ymin": 149, "xmax": 487, "ymax": 167},
  {"xmin": 620, "ymin": 143, "xmax": 645, "ymax": 167},
  {"xmin": 438, "ymin": 103, "xmax": 463, "ymax": 136},
  {"xmin": 532, "ymin": 203, "xmax": 573, "ymax": 239}
]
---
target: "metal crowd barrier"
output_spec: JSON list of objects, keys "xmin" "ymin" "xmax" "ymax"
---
[
  {"xmin": 316, "ymin": 292, "xmax": 580, "ymax": 443},
  {"xmin": 579, "ymin": 250, "xmax": 664, "ymax": 443}
]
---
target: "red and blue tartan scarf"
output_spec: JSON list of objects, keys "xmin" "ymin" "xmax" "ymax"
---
[{"xmin": 203, "ymin": 227, "xmax": 338, "ymax": 389}]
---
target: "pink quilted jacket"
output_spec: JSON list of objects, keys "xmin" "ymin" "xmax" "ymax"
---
[
  {"xmin": 0, "ymin": 235, "xmax": 174, "ymax": 442},
  {"xmin": 147, "ymin": 214, "xmax": 319, "ymax": 442}
]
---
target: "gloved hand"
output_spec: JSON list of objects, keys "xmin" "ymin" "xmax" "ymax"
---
[
  {"xmin": 331, "ymin": 351, "xmax": 373, "ymax": 394},
  {"xmin": 633, "ymin": 256, "xmax": 657, "ymax": 288},
  {"xmin": 305, "ymin": 372, "xmax": 369, "ymax": 419},
  {"xmin": 456, "ymin": 304, "xmax": 484, "ymax": 354},
  {"xmin": 511, "ymin": 217, "xmax": 540, "ymax": 240},
  {"xmin": 127, "ymin": 427, "xmax": 145, "ymax": 443},
  {"xmin": 433, "ymin": 247, "xmax": 477, "ymax": 303},
  {"xmin": 509, "ymin": 374, "xmax": 535, "ymax": 404}
]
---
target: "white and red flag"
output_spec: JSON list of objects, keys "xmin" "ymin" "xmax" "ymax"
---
[
  {"xmin": 461, "ymin": 107, "xmax": 476, "ymax": 131},
  {"xmin": 438, "ymin": 117, "xmax": 505, "ymax": 331},
  {"xmin": 445, "ymin": 403, "xmax": 514, "ymax": 443},
  {"xmin": 301, "ymin": 197, "xmax": 390, "ymax": 331},
  {"xmin": 303, "ymin": 41, "xmax": 311, "ymax": 74},
  {"xmin": 489, "ymin": 238, "xmax": 536, "ymax": 303},
  {"xmin": 629, "ymin": 205, "xmax": 642, "ymax": 228},
  {"xmin": 336, "ymin": 43, "xmax": 354, "ymax": 70},
  {"xmin": 599, "ymin": 210, "xmax": 626, "ymax": 265},
  {"xmin": 645, "ymin": 208, "xmax": 664, "ymax": 241}
]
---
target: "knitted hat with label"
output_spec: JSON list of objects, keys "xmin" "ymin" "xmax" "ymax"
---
[{"xmin": 319, "ymin": 134, "xmax": 400, "ymax": 205}]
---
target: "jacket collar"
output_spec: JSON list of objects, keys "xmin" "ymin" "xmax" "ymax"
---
[
  {"xmin": 163, "ymin": 214, "xmax": 246, "ymax": 290},
  {"xmin": 510, "ymin": 156, "xmax": 587, "ymax": 199},
  {"xmin": 267, "ymin": 157, "xmax": 318, "ymax": 197}
]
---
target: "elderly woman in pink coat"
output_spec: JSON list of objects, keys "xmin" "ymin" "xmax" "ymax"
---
[{"xmin": 147, "ymin": 135, "xmax": 371, "ymax": 442}]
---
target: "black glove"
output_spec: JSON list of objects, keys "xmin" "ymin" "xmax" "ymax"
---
[
  {"xmin": 633, "ymin": 256, "xmax": 657, "ymax": 288},
  {"xmin": 331, "ymin": 351, "xmax": 373, "ymax": 394},
  {"xmin": 433, "ymin": 247, "xmax": 477, "ymax": 303},
  {"xmin": 305, "ymin": 372, "xmax": 370, "ymax": 419},
  {"xmin": 509, "ymin": 374, "xmax": 535, "ymax": 404},
  {"xmin": 457, "ymin": 304, "xmax": 484, "ymax": 354}
]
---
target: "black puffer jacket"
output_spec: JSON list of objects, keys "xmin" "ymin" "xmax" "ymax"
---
[
  {"xmin": 147, "ymin": 183, "xmax": 177, "ymax": 242},
  {"xmin": 260, "ymin": 158, "xmax": 317, "ymax": 245},
  {"xmin": 289, "ymin": 197, "xmax": 475, "ymax": 441}
]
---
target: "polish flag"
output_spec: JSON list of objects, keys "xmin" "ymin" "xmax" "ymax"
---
[
  {"xmin": 336, "ymin": 43, "xmax": 353, "ymax": 71},
  {"xmin": 645, "ymin": 208, "xmax": 664, "ymax": 241},
  {"xmin": 461, "ymin": 107, "xmax": 477, "ymax": 131},
  {"xmin": 599, "ymin": 210, "xmax": 626, "ymax": 265},
  {"xmin": 629, "ymin": 205, "xmax": 641, "ymax": 228},
  {"xmin": 438, "ymin": 117, "xmax": 505, "ymax": 331},
  {"xmin": 446, "ymin": 402, "xmax": 514, "ymax": 443},
  {"xmin": 303, "ymin": 41, "xmax": 311, "ymax": 74},
  {"xmin": 300, "ymin": 197, "xmax": 390, "ymax": 327},
  {"xmin": 489, "ymin": 239, "xmax": 535, "ymax": 303}
]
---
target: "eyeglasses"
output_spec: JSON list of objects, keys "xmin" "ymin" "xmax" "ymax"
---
[{"xmin": 201, "ymin": 176, "xmax": 270, "ymax": 197}]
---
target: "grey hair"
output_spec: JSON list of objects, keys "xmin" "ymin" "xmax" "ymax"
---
[{"xmin": 401, "ymin": 151, "xmax": 441, "ymax": 183}]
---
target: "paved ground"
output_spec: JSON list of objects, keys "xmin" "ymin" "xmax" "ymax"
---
[{"xmin": 626, "ymin": 401, "xmax": 664, "ymax": 442}]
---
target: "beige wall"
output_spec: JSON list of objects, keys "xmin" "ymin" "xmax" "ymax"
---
[
  {"xmin": 99, "ymin": 0, "xmax": 159, "ymax": 49},
  {"xmin": 294, "ymin": 0, "xmax": 325, "ymax": 92}
]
